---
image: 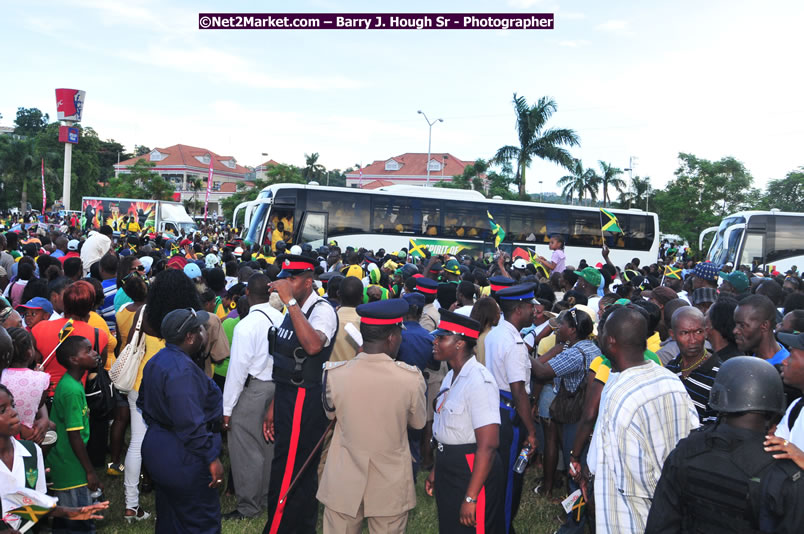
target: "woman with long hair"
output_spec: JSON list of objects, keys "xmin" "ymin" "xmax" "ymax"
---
[{"xmin": 470, "ymin": 297, "xmax": 500, "ymax": 366}]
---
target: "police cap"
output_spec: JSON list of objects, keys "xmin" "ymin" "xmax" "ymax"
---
[
  {"xmin": 433, "ymin": 309, "xmax": 481, "ymax": 339},
  {"xmin": 414, "ymin": 277, "xmax": 438, "ymax": 295},
  {"xmin": 402, "ymin": 292, "xmax": 425, "ymax": 310},
  {"xmin": 489, "ymin": 275, "xmax": 515, "ymax": 293},
  {"xmin": 496, "ymin": 283, "xmax": 537, "ymax": 302},
  {"xmin": 318, "ymin": 271, "xmax": 343, "ymax": 287},
  {"xmin": 356, "ymin": 299, "xmax": 409, "ymax": 327},
  {"xmin": 277, "ymin": 254, "xmax": 316, "ymax": 279}
]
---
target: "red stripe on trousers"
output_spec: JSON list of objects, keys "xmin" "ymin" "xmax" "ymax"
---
[
  {"xmin": 268, "ymin": 387, "xmax": 307, "ymax": 534},
  {"xmin": 465, "ymin": 453, "xmax": 486, "ymax": 534}
]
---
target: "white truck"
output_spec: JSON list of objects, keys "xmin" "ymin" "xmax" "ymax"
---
[{"xmin": 81, "ymin": 197, "xmax": 197, "ymax": 235}]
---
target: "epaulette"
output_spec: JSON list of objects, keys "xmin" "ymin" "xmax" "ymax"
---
[
  {"xmin": 395, "ymin": 361, "xmax": 421, "ymax": 373},
  {"xmin": 323, "ymin": 360, "xmax": 348, "ymax": 371}
]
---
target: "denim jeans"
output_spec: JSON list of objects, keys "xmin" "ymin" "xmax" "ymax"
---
[{"xmin": 52, "ymin": 486, "xmax": 96, "ymax": 533}]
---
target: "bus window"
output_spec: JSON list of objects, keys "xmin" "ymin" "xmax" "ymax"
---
[
  {"xmin": 372, "ymin": 197, "xmax": 413, "ymax": 234},
  {"xmin": 411, "ymin": 199, "xmax": 441, "ymax": 236},
  {"xmin": 768, "ymin": 216, "xmax": 804, "ymax": 263},
  {"xmin": 740, "ymin": 233, "xmax": 765, "ymax": 269},
  {"xmin": 442, "ymin": 203, "xmax": 487, "ymax": 239},
  {"xmin": 269, "ymin": 209, "xmax": 295, "ymax": 247},
  {"xmin": 299, "ymin": 212, "xmax": 327, "ymax": 245},
  {"xmin": 308, "ymin": 191, "xmax": 369, "ymax": 237},
  {"xmin": 508, "ymin": 205, "xmax": 547, "ymax": 243},
  {"xmin": 568, "ymin": 211, "xmax": 603, "ymax": 248}
]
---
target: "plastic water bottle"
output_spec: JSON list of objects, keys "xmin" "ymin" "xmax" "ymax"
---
[{"xmin": 513, "ymin": 445, "xmax": 531, "ymax": 474}]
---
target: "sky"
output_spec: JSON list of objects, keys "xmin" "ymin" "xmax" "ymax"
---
[{"xmin": 2, "ymin": 0, "xmax": 803, "ymax": 195}]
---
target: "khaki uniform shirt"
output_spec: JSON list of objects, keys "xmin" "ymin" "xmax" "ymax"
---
[
  {"xmin": 330, "ymin": 307, "xmax": 361, "ymax": 362},
  {"xmin": 317, "ymin": 352, "xmax": 427, "ymax": 517}
]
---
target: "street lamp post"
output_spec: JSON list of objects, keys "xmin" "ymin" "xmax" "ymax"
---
[
  {"xmin": 417, "ymin": 110, "xmax": 443, "ymax": 187},
  {"xmin": 539, "ymin": 180, "xmax": 543, "ymax": 202}
]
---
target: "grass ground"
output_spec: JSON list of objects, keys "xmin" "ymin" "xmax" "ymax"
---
[{"xmin": 93, "ymin": 457, "xmax": 565, "ymax": 533}]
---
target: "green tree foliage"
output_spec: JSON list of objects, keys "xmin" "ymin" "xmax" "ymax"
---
[
  {"xmin": 97, "ymin": 139, "xmax": 131, "ymax": 184},
  {"xmin": 221, "ymin": 163, "xmax": 306, "ymax": 221},
  {"xmin": 435, "ymin": 159, "xmax": 519, "ymax": 200},
  {"xmin": 759, "ymin": 168, "xmax": 804, "ymax": 211},
  {"xmin": 106, "ymin": 159, "xmax": 174, "ymax": 200},
  {"xmin": 303, "ymin": 152, "xmax": 325, "ymax": 182},
  {"xmin": 14, "ymin": 107, "xmax": 50, "ymax": 137},
  {"xmin": 493, "ymin": 94, "xmax": 579, "ymax": 197},
  {"xmin": 651, "ymin": 153, "xmax": 754, "ymax": 252},
  {"xmin": 557, "ymin": 159, "xmax": 599, "ymax": 205},
  {"xmin": 596, "ymin": 161, "xmax": 625, "ymax": 207},
  {"xmin": 134, "ymin": 145, "xmax": 151, "ymax": 156}
]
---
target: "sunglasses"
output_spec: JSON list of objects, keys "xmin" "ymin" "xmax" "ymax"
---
[{"xmin": 177, "ymin": 308, "xmax": 200, "ymax": 334}]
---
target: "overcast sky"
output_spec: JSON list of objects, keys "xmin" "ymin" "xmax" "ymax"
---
[{"xmin": 3, "ymin": 0, "xmax": 802, "ymax": 194}]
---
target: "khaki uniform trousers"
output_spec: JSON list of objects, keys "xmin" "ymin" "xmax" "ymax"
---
[{"xmin": 323, "ymin": 503, "xmax": 408, "ymax": 534}]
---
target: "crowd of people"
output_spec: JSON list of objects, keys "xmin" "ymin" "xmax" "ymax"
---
[{"xmin": 0, "ymin": 210, "xmax": 802, "ymax": 534}]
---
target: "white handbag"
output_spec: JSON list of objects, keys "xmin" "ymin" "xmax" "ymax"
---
[{"xmin": 109, "ymin": 305, "xmax": 147, "ymax": 393}]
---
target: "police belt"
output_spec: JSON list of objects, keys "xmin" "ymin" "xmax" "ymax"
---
[
  {"xmin": 431, "ymin": 438, "xmax": 478, "ymax": 456},
  {"xmin": 499, "ymin": 392, "xmax": 515, "ymax": 409}
]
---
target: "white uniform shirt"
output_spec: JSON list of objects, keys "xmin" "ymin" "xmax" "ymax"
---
[
  {"xmin": 298, "ymin": 292, "xmax": 338, "ymax": 347},
  {"xmin": 775, "ymin": 397, "xmax": 804, "ymax": 448},
  {"xmin": 433, "ymin": 356, "xmax": 501, "ymax": 445},
  {"xmin": 222, "ymin": 301, "xmax": 284, "ymax": 416},
  {"xmin": 79, "ymin": 231, "xmax": 111, "ymax": 276},
  {"xmin": 0, "ymin": 438, "xmax": 47, "ymax": 530},
  {"xmin": 484, "ymin": 318, "xmax": 531, "ymax": 393}
]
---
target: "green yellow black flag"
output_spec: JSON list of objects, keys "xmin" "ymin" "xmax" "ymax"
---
[
  {"xmin": 487, "ymin": 211, "xmax": 506, "ymax": 248},
  {"xmin": 600, "ymin": 209, "xmax": 623, "ymax": 233},
  {"xmin": 664, "ymin": 264, "xmax": 682, "ymax": 280}
]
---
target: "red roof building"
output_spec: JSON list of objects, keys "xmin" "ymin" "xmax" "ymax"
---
[
  {"xmin": 113, "ymin": 144, "xmax": 252, "ymax": 217},
  {"xmin": 344, "ymin": 153, "xmax": 475, "ymax": 188}
]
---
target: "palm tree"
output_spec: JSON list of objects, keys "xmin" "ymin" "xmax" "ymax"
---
[
  {"xmin": 0, "ymin": 137, "xmax": 36, "ymax": 211},
  {"xmin": 597, "ymin": 161, "xmax": 625, "ymax": 207},
  {"xmin": 189, "ymin": 178, "xmax": 203, "ymax": 215},
  {"xmin": 619, "ymin": 175, "xmax": 653, "ymax": 209},
  {"xmin": 303, "ymin": 152, "xmax": 325, "ymax": 182},
  {"xmin": 557, "ymin": 159, "xmax": 598, "ymax": 205},
  {"xmin": 493, "ymin": 94, "xmax": 580, "ymax": 197}
]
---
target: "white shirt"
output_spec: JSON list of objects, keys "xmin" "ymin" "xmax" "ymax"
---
[
  {"xmin": 523, "ymin": 321, "xmax": 551, "ymax": 350},
  {"xmin": 484, "ymin": 318, "xmax": 531, "ymax": 393},
  {"xmin": 0, "ymin": 438, "xmax": 47, "ymax": 530},
  {"xmin": 775, "ymin": 397, "xmax": 804, "ymax": 448},
  {"xmin": 594, "ymin": 362, "xmax": 699, "ymax": 534},
  {"xmin": 433, "ymin": 356, "xmax": 500, "ymax": 445},
  {"xmin": 222, "ymin": 302, "xmax": 284, "ymax": 416},
  {"xmin": 297, "ymin": 292, "xmax": 338, "ymax": 348},
  {"xmin": 80, "ymin": 231, "xmax": 111, "ymax": 276},
  {"xmin": 454, "ymin": 305, "xmax": 474, "ymax": 317}
]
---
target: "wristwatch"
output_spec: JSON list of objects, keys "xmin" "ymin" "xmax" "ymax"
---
[
  {"xmin": 285, "ymin": 298, "xmax": 298, "ymax": 307},
  {"xmin": 464, "ymin": 495, "xmax": 478, "ymax": 504}
]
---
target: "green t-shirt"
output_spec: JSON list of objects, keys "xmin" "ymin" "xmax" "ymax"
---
[
  {"xmin": 46, "ymin": 373, "xmax": 90, "ymax": 490},
  {"xmin": 215, "ymin": 317, "xmax": 240, "ymax": 377}
]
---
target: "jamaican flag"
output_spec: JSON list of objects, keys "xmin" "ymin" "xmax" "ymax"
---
[
  {"xmin": 664, "ymin": 264, "xmax": 682, "ymax": 280},
  {"xmin": 2, "ymin": 487, "xmax": 57, "ymax": 525},
  {"xmin": 600, "ymin": 208, "xmax": 623, "ymax": 233},
  {"xmin": 487, "ymin": 211, "xmax": 506, "ymax": 248}
]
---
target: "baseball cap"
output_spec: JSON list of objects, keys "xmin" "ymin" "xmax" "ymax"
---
[
  {"xmin": 777, "ymin": 331, "xmax": 804, "ymax": 350},
  {"xmin": 719, "ymin": 271, "xmax": 749, "ymax": 293},
  {"xmin": 444, "ymin": 259, "xmax": 461, "ymax": 275},
  {"xmin": 161, "ymin": 308, "xmax": 210, "ymax": 340},
  {"xmin": 574, "ymin": 267, "xmax": 603, "ymax": 287},
  {"xmin": 139, "ymin": 255, "xmax": 154, "ymax": 274},
  {"xmin": 512, "ymin": 258, "xmax": 529, "ymax": 270},
  {"xmin": 67, "ymin": 239, "xmax": 80, "ymax": 251},
  {"xmin": 184, "ymin": 263, "xmax": 202, "ymax": 279},
  {"xmin": 17, "ymin": 297, "xmax": 53, "ymax": 315},
  {"xmin": 693, "ymin": 262, "xmax": 719, "ymax": 282}
]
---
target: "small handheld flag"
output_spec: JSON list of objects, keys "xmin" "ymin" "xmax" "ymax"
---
[
  {"xmin": 40, "ymin": 320, "xmax": 75, "ymax": 369},
  {"xmin": 600, "ymin": 209, "xmax": 623, "ymax": 233},
  {"xmin": 487, "ymin": 211, "xmax": 506, "ymax": 248},
  {"xmin": 2, "ymin": 487, "xmax": 57, "ymax": 530}
]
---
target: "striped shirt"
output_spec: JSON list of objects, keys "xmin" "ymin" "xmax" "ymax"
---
[
  {"xmin": 100, "ymin": 278, "xmax": 117, "ymax": 331},
  {"xmin": 665, "ymin": 352, "xmax": 721, "ymax": 424},
  {"xmin": 594, "ymin": 361, "xmax": 699, "ymax": 534},
  {"xmin": 548, "ymin": 339, "xmax": 601, "ymax": 393}
]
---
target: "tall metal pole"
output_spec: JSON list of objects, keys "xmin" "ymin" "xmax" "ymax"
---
[
  {"xmin": 418, "ymin": 110, "xmax": 443, "ymax": 187},
  {"xmin": 62, "ymin": 124, "xmax": 73, "ymax": 210}
]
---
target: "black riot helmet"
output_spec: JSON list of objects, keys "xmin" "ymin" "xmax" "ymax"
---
[{"xmin": 709, "ymin": 356, "xmax": 786, "ymax": 415}]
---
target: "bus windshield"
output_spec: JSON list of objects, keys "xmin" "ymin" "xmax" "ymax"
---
[
  {"xmin": 243, "ymin": 189, "xmax": 274, "ymax": 244},
  {"xmin": 708, "ymin": 216, "xmax": 744, "ymax": 265}
]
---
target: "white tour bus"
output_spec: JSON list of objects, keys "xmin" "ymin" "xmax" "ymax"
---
[
  {"xmin": 701, "ymin": 210, "xmax": 804, "ymax": 272},
  {"xmin": 234, "ymin": 184, "xmax": 660, "ymax": 268}
]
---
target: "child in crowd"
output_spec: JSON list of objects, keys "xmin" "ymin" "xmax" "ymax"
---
[
  {"xmin": 0, "ymin": 327, "xmax": 50, "ymax": 441},
  {"xmin": 47, "ymin": 336, "xmax": 103, "ymax": 534}
]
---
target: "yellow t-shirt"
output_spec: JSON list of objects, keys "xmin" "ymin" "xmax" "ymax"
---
[
  {"xmin": 87, "ymin": 311, "xmax": 117, "ymax": 371},
  {"xmin": 647, "ymin": 332, "xmax": 661, "ymax": 354},
  {"xmin": 537, "ymin": 333, "xmax": 557, "ymax": 357},
  {"xmin": 127, "ymin": 221, "xmax": 141, "ymax": 233},
  {"xmin": 134, "ymin": 335, "xmax": 166, "ymax": 392}
]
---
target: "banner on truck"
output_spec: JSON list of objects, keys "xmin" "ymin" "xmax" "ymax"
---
[
  {"xmin": 82, "ymin": 199, "xmax": 157, "ymax": 232},
  {"xmin": 408, "ymin": 238, "xmax": 485, "ymax": 259}
]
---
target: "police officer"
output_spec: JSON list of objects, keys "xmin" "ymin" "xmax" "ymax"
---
[
  {"xmin": 645, "ymin": 356, "xmax": 804, "ymax": 533},
  {"xmin": 263, "ymin": 255, "xmax": 338, "ymax": 534},
  {"xmin": 425, "ymin": 310, "xmax": 504, "ymax": 534},
  {"xmin": 317, "ymin": 299, "xmax": 426, "ymax": 533},
  {"xmin": 415, "ymin": 276, "xmax": 444, "ymax": 470},
  {"xmin": 484, "ymin": 283, "xmax": 539, "ymax": 534},
  {"xmin": 137, "ymin": 308, "xmax": 224, "ymax": 534}
]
